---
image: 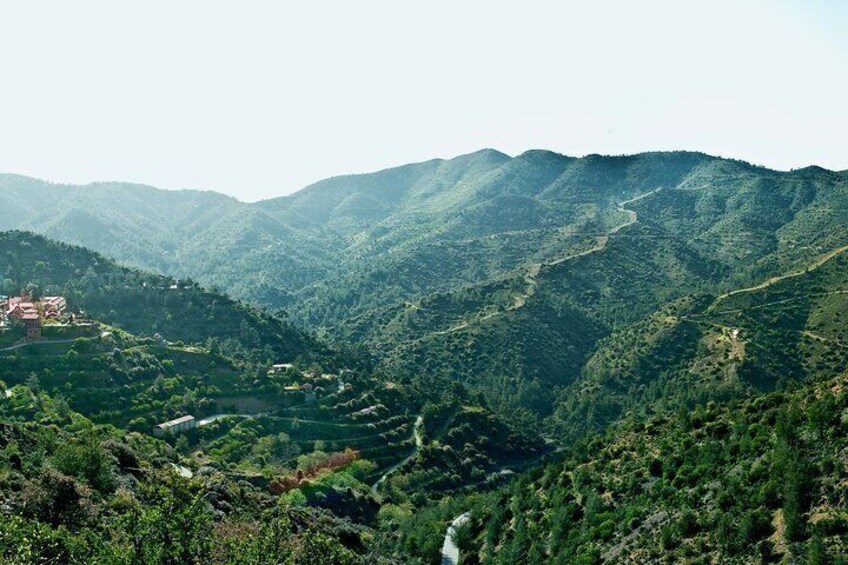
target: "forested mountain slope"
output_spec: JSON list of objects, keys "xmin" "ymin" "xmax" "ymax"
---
[
  {"xmin": 554, "ymin": 252, "xmax": 848, "ymax": 443},
  {"xmin": 0, "ymin": 175, "xmax": 336, "ymax": 301},
  {"xmin": 0, "ymin": 150, "xmax": 744, "ymax": 321},
  {"xmin": 327, "ymin": 158, "xmax": 847, "ymax": 428},
  {"xmin": 3, "ymin": 152, "xmax": 847, "ymax": 434},
  {"xmin": 0, "ymin": 231, "xmax": 553, "ymax": 563},
  {"xmin": 449, "ymin": 371, "xmax": 848, "ymax": 564},
  {"xmin": 2, "ymin": 152, "xmax": 848, "ymax": 563},
  {"xmin": 0, "ymin": 231, "xmax": 329, "ymax": 365}
]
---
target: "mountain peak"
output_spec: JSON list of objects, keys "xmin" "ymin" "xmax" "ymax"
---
[{"xmin": 453, "ymin": 147, "xmax": 511, "ymax": 160}]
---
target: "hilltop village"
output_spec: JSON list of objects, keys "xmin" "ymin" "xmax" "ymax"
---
[{"xmin": 0, "ymin": 291, "xmax": 71, "ymax": 341}]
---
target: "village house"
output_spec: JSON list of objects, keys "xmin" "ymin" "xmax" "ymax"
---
[
  {"xmin": 22, "ymin": 312, "xmax": 41, "ymax": 341},
  {"xmin": 2, "ymin": 292, "xmax": 70, "ymax": 340},
  {"xmin": 7, "ymin": 297, "xmax": 37, "ymax": 319},
  {"xmin": 42, "ymin": 296, "xmax": 67, "ymax": 317},
  {"xmin": 6, "ymin": 293, "xmax": 67, "ymax": 319},
  {"xmin": 153, "ymin": 415, "xmax": 197, "ymax": 437}
]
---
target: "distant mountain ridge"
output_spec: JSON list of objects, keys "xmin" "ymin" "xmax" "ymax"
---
[
  {"xmin": 2, "ymin": 150, "xmax": 835, "ymax": 281},
  {"xmin": 2, "ymin": 150, "xmax": 847, "ymax": 434}
]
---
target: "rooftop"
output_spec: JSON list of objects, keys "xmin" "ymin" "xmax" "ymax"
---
[{"xmin": 156, "ymin": 415, "xmax": 196, "ymax": 427}]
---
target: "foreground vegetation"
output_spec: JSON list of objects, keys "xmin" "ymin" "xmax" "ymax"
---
[
  {"xmin": 0, "ymin": 386, "xmax": 384, "ymax": 564},
  {"xmin": 425, "ymin": 372, "xmax": 848, "ymax": 563},
  {"xmin": 0, "ymin": 231, "xmax": 545, "ymax": 563}
]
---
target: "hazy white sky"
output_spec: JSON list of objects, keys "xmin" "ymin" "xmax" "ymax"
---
[{"xmin": 0, "ymin": 0, "xmax": 845, "ymax": 201}]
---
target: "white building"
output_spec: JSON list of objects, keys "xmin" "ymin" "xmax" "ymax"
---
[{"xmin": 153, "ymin": 415, "xmax": 197, "ymax": 436}]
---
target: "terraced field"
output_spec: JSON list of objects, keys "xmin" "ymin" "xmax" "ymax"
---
[
  {"xmin": 1, "ymin": 313, "xmax": 545, "ymax": 509},
  {"xmin": 197, "ymin": 381, "xmax": 420, "ymax": 482},
  {"xmin": 0, "ymin": 324, "xmax": 245, "ymax": 426}
]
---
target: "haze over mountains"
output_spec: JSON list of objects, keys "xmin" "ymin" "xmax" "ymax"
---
[
  {"xmin": 3, "ymin": 149, "xmax": 848, "ymax": 432},
  {"xmin": 5, "ymin": 149, "xmax": 844, "ymax": 312}
]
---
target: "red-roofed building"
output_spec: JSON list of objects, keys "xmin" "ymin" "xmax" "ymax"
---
[
  {"xmin": 6, "ymin": 293, "xmax": 68, "ymax": 321},
  {"xmin": 4, "ymin": 292, "xmax": 68, "ymax": 339},
  {"xmin": 42, "ymin": 296, "xmax": 67, "ymax": 315},
  {"xmin": 8, "ymin": 302, "xmax": 37, "ymax": 319}
]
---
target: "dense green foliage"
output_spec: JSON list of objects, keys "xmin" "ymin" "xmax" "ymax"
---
[
  {"xmin": 556, "ymin": 250, "xmax": 848, "ymax": 443},
  {"xmin": 3, "ymin": 150, "xmax": 848, "ymax": 563},
  {"xmin": 450, "ymin": 373, "xmax": 848, "ymax": 563},
  {"xmin": 0, "ymin": 386, "xmax": 382, "ymax": 564},
  {"xmin": 0, "ymin": 231, "xmax": 332, "ymax": 366},
  {"xmin": 0, "ymin": 231, "xmax": 547, "ymax": 562},
  {"xmin": 4, "ymin": 152, "xmax": 845, "ymax": 433}
]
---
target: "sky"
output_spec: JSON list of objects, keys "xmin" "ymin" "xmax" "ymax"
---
[{"xmin": 0, "ymin": 0, "xmax": 846, "ymax": 202}]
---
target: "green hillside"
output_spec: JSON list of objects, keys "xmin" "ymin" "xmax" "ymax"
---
[
  {"xmin": 443, "ymin": 371, "xmax": 848, "ymax": 564},
  {"xmin": 556, "ymin": 245, "xmax": 848, "ymax": 443},
  {"xmin": 2, "ymin": 152, "xmax": 848, "ymax": 563},
  {"xmin": 0, "ymin": 230, "xmax": 550, "ymax": 563},
  {"xmin": 0, "ymin": 384, "xmax": 386, "ymax": 564},
  {"xmin": 314, "ymin": 155, "xmax": 847, "ymax": 434},
  {"xmin": 0, "ymin": 175, "xmax": 337, "ymax": 301},
  {"xmin": 4, "ymin": 151, "xmax": 847, "ymax": 435},
  {"xmin": 1, "ymin": 230, "xmax": 541, "ymax": 479},
  {"xmin": 0, "ymin": 230, "xmax": 331, "ymax": 365}
]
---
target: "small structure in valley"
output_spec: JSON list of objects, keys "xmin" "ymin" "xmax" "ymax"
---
[
  {"xmin": 41, "ymin": 296, "xmax": 67, "ymax": 318},
  {"xmin": 153, "ymin": 415, "xmax": 197, "ymax": 437},
  {"xmin": 353, "ymin": 405, "xmax": 378, "ymax": 417}
]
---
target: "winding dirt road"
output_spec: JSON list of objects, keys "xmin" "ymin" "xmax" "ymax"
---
[
  {"xmin": 433, "ymin": 188, "xmax": 664, "ymax": 335},
  {"xmin": 712, "ymin": 244, "xmax": 848, "ymax": 305},
  {"xmin": 371, "ymin": 414, "xmax": 424, "ymax": 492}
]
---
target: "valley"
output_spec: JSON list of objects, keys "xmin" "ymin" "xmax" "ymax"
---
[
  {"xmin": 1, "ymin": 150, "xmax": 847, "ymax": 563},
  {"xmin": 3, "ymin": 0, "xmax": 845, "ymax": 560}
]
